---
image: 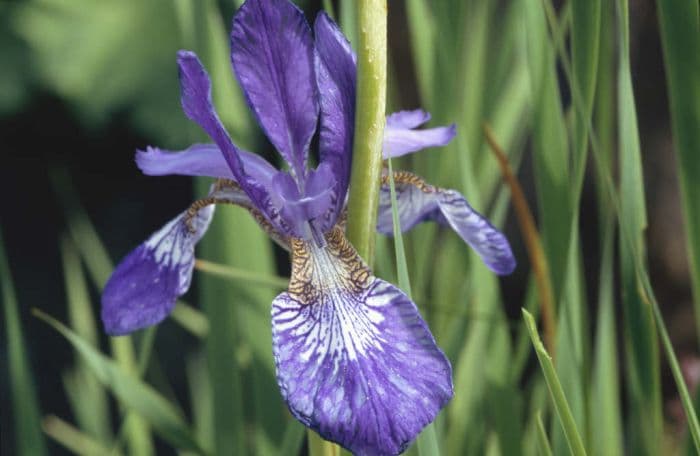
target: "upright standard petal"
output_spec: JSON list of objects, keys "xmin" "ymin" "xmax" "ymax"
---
[
  {"xmin": 101, "ymin": 204, "xmax": 214, "ymax": 335},
  {"xmin": 177, "ymin": 50, "xmax": 290, "ymax": 235},
  {"xmin": 314, "ymin": 12, "xmax": 356, "ymax": 229},
  {"xmin": 136, "ymin": 144, "xmax": 278, "ymax": 184},
  {"xmin": 383, "ymin": 109, "xmax": 456, "ymax": 159},
  {"xmin": 231, "ymin": 0, "xmax": 318, "ymax": 180},
  {"xmin": 377, "ymin": 171, "xmax": 516, "ymax": 275},
  {"xmin": 272, "ymin": 227, "xmax": 453, "ymax": 456}
]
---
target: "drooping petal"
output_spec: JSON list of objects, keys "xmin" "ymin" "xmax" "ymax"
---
[
  {"xmin": 377, "ymin": 171, "xmax": 516, "ymax": 275},
  {"xmin": 101, "ymin": 204, "xmax": 214, "ymax": 335},
  {"xmin": 231, "ymin": 0, "xmax": 318, "ymax": 180},
  {"xmin": 383, "ymin": 110, "xmax": 456, "ymax": 159},
  {"xmin": 136, "ymin": 143, "xmax": 277, "ymax": 184},
  {"xmin": 272, "ymin": 228, "xmax": 453, "ymax": 456},
  {"xmin": 314, "ymin": 12, "xmax": 356, "ymax": 230},
  {"xmin": 177, "ymin": 50, "xmax": 290, "ymax": 235}
]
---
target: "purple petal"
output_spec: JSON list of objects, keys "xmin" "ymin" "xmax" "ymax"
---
[
  {"xmin": 177, "ymin": 50, "xmax": 290, "ymax": 235},
  {"xmin": 136, "ymin": 144, "xmax": 278, "ymax": 184},
  {"xmin": 271, "ymin": 163, "xmax": 336, "ymax": 240},
  {"xmin": 383, "ymin": 111, "xmax": 456, "ymax": 159},
  {"xmin": 377, "ymin": 172, "xmax": 516, "ymax": 275},
  {"xmin": 101, "ymin": 205, "xmax": 214, "ymax": 335},
  {"xmin": 314, "ymin": 12, "xmax": 356, "ymax": 230},
  {"xmin": 272, "ymin": 229, "xmax": 453, "ymax": 455},
  {"xmin": 231, "ymin": 0, "xmax": 318, "ymax": 180},
  {"xmin": 385, "ymin": 109, "xmax": 431, "ymax": 129}
]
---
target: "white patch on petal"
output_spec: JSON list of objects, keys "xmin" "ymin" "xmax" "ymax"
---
[
  {"xmin": 272, "ymin": 228, "xmax": 454, "ymax": 455},
  {"xmin": 143, "ymin": 205, "xmax": 213, "ymax": 293}
]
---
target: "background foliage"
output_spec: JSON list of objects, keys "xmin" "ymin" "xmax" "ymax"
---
[{"xmin": 2, "ymin": 0, "xmax": 699, "ymax": 454}]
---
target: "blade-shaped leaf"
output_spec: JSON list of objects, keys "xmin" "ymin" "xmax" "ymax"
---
[
  {"xmin": 523, "ymin": 309, "xmax": 587, "ymax": 456},
  {"xmin": 655, "ymin": 0, "xmax": 700, "ymax": 341},
  {"xmin": 1, "ymin": 230, "xmax": 48, "ymax": 455},
  {"xmin": 34, "ymin": 310, "xmax": 206, "ymax": 454}
]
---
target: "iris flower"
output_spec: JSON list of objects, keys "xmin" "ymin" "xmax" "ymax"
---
[{"xmin": 101, "ymin": 0, "xmax": 515, "ymax": 454}]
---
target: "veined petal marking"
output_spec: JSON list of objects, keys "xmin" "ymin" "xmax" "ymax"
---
[
  {"xmin": 377, "ymin": 170, "xmax": 516, "ymax": 275},
  {"xmin": 101, "ymin": 204, "xmax": 214, "ymax": 335},
  {"xmin": 272, "ymin": 227, "xmax": 453, "ymax": 455}
]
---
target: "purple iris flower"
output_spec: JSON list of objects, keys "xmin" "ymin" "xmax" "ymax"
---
[{"xmin": 101, "ymin": 0, "xmax": 515, "ymax": 454}]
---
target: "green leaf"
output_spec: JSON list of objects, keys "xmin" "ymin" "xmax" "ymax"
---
[
  {"xmin": 521, "ymin": 0, "xmax": 571, "ymax": 297},
  {"xmin": 1, "ymin": 229, "xmax": 48, "ymax": 455},
  {"xmin": 194, "ymin": 260, "xmax": 288, "ymax": 289},
  {"xmin": 50, "ymin": 168, "xmax": 154, "ymax": 454},
  {"xmin": 590, "ymin": 226, "xmax": 623, "ymax": 455},
  {"xmin": 405, "ymin": 0, "xmax": 435, "ymax": 107},
  {"xmin": 644, "ymin": 278, "xmax": 700, "ymax": 452},
  {"xmin": 43, "ymin": 415, "xmax": 122, "ymax": 456},
  {"xmin": 655, "ymin": 0, "xmax": 700, "ymax": 340},
  {"xmin": 535, "ymin": 412, "xmax": 553, "ymax": 456},
  {"xmin": 34, "ymin": 310, "xmax": 207, "ymax": 454},
  {"xmin": 387, "ymin": 160, "xmax": 441, "ymax": 456},
  {"xmin": 616, "ymin": 0, "xmax": 662, "ymax": 452},
  {"xmin": 60, "ymin": 236, "xmax": 112, "ymax": 442},
  {"xmin": 522, "ymin": 309, "xmax": 587, "ymax": 456}
]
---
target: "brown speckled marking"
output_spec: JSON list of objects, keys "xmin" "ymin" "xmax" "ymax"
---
[
  {"xmin": 381, "ymin": 170, "xmax": 437, "ymax": 193},
  {"xmin": 183, "ymin": 179, "xmax": 290, "ymax": 250},
  {"xmin": 212, "ymin": 178, "xmax": 241, "ymax": 192},
  {"xmin": 287, "ymin": 226, "xmax": 373, "ymax": 305}
]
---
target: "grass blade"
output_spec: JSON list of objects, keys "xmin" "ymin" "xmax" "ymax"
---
[
  {"xmin": 616, "ymin": 0, "xmax": 663, "ymax": 452},
  {"xmin": 535, "ymin": 412, "xmax": 553, "ymax": 456},
  {"xmin": 1, "ymin": 229, "xmax": 48, "ymax": 456},
  {"xmin": 42, "ymin": 415, "xmax": 122, "ymax": 456},
  {"xmin": 387, "ymin": 160, "xmax": 441, "ymax": 456},
  {"xmin": 643, "ymin": 278, "xmax": 700, "ymax": 451},
  {"xmin": 522, "ymin": 309, "xmax": 587, "ymax": 456},
  {"xmin": 51, "ymin": 167, "xmax": 154, "ymax": 454},
  {"xmin": 60, "ymin": 236, "xmax": 112, "ymax": 441},
  {"xmin": 194, "ymin": 259, "xmax": 288, "ymax": 289},
  {"xmin": 34, "ymin": 309, "xmax": 206, "ymax": 454},
  {"xmin": 655, "ymin": 0, "xmax": 700, "ymax": 339},
  {"xmin": 171, "ymin": 301, "xmax": 210, "ymax": 338},
  {"xmin": 521, "ymin": 0, "xmax": 571, "ymax": 296},
  {"xmin": 590, "ymin": 225, "xmax": 623, "ymax": 455}
]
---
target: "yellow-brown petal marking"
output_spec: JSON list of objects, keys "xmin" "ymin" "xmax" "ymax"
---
[{"xmin": 288, "ymin": 226, "xmax": 372, "ymax": 304}]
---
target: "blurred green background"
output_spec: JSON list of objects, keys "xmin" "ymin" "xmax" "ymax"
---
[{"xmin": 2, "ymin": 0, "xmax": 699, "ymax": 455}]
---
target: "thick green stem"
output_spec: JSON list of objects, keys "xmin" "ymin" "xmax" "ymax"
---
[
  {"xmin": 345, "ymin": 0, "xmax": 388, "ymax": 264},
  {"xmin": 309, "ymin": 1, "xmax": 387, "ymax": 454}
]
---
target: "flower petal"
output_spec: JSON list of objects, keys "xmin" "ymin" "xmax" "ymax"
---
[
  {"xmin": 385, "ymin": 109, "xmax": 431, "ymax": 129},
  {"xmin": 271, "ymin": 163, "xmax": 335, "ymax": 240},
  {"xmin": 383, "ymin": 110, "xmax": 456, "ymax": 159},
  {"xmin": 136, "ymin": 143, "xmax": 278, "ymax": 184},
  {"xmin": 101, "ymin": 204, "xmax": 214, "ymax": 335},
  {"xmin": 272, "ymin": 228, "xmax": 453, "ymax": 455},
  {"xmin": 377, "ymin": 171, "xmax": 516, "ymax": 275},
  {"xmin": 177, "ymin": 50, "xmax": 289, "ymax": 235},
  {"xmin": 231, "ymin": 0, "xmax": 318, "ymax": 180},
  {"xmin": 314, "ymin": 12, "xmax": 356, "ymax": 230}
]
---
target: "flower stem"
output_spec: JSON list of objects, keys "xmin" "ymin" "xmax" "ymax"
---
[
  {"xmin": 345, "ymin": 0, "xmax": 388, "ymax": 264},
  {"xmin": 310, "ymin": 1, "xmax": 387, "ymax": 454}
]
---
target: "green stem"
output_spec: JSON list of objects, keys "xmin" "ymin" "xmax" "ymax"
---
[
  {"xmin": 309, "ymin": 1, "xmax": 387, "ymax": 454},
  {"xmin": 345, "ymin": 0, "xmax": 388, "ymax": 264}
]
